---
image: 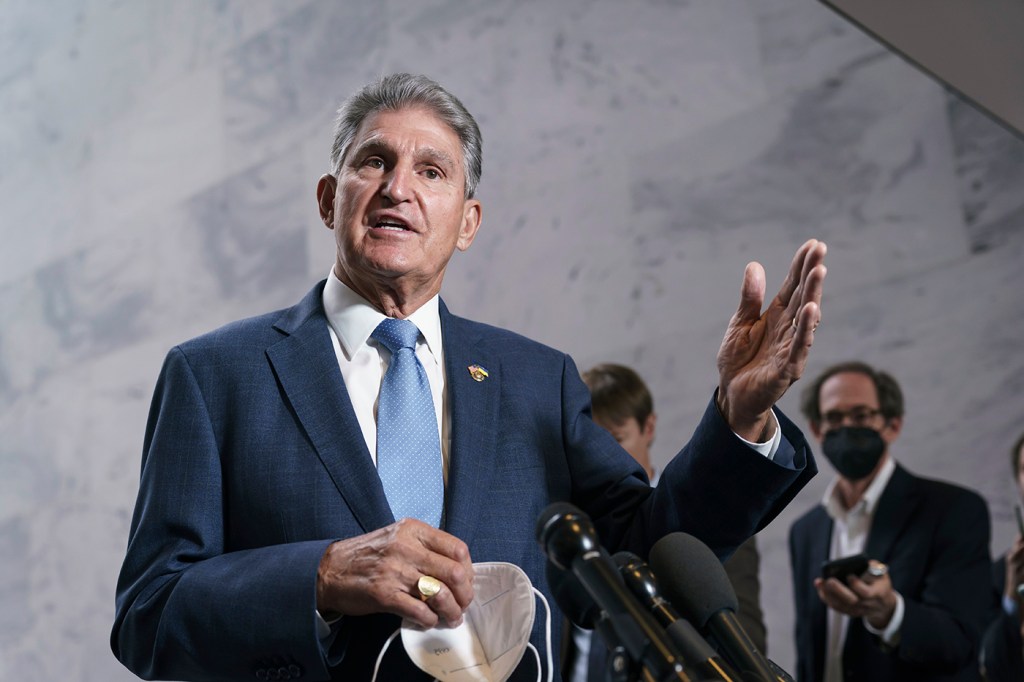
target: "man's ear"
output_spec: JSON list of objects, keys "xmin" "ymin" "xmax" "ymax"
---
[
  {"xmin": 644, "ymin": 412, "xmax": 657, "ymax": 445},
  {"xmin": 881, "ymin": 416, "xmax": 903, "ymax": 444},
  {"xmin": 809, "ymin": 420, "xmax": 824, "ymax": 441},
  {"xmin": 456, "ymin": 199, "xmax": 482, "ymax": 251},
  {"xmin": 316, "ymin": 174, "xmax": 337, "ymax": 229}
]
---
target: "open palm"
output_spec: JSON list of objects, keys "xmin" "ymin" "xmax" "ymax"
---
[{"xmin": 716, "ymin": 239, "xmax": 827, "ymax": 441}]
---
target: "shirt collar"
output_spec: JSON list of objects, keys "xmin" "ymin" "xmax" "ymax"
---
[
  {"xmin": 322, "ymin": 269, "xmax": 443, "ymax": 362},
  {"xmin": 823, "ymin": 454, "xmax": 896, "ymax": 522}
]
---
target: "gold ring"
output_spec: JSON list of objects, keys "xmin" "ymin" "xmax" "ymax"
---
[{"xmin": 417, "ymin": 575, "xmax": 442, "ymax": 601}]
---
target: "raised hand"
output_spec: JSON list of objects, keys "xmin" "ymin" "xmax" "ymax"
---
[{"xmin": 716, "ymin": 239, "xmax": 827, "ymax": 441}]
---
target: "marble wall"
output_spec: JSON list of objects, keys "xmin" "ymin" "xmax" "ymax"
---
[{"xmin": 1, "ymin": 1, "xmax": 1022, "ymax": 678}]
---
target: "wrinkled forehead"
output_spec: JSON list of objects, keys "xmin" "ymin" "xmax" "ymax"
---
[{"xmin": 353, "ymin": 106, "xmax": 462, "ymax": 157}]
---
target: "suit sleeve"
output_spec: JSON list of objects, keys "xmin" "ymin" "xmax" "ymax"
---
[
  {"xmin": 559, "ymin": 354, "xmax": 817, "ymax": 561},
  {"xmin": 111, "ymin": 348, "xmax": 336, "ymax": 681},
  {"xmin": 894, "ymin": 489, "xmax": 992, "ymax": 673},
  {"xmin": 630, "ymin": 393, "xmax": 815, "ymax": 559}
]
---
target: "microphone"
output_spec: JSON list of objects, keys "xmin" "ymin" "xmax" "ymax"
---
[
  {"xmin": 614, "ymin": 551, "xmax": 740, "ymax": 682},
  {"xmin": 536, "ymin": 502, "xmax": 691, "ymax": 681},
  {"xmin": 650, "ymin": 533, "xmax": 781, "ymax": 682},
  {"xmin": 545, "ymin": 558, "xmax": 601, "ymax": 629}
]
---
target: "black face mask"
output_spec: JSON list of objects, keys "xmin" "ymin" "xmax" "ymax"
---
[{"xmin": 822, "ymin": 426, "xmax": 886, "ymax": 481}]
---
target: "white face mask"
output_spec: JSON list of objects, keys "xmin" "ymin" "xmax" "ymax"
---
[{"xmin": 372, "ymin": 562, "xmax": 553, "ymax": 682}]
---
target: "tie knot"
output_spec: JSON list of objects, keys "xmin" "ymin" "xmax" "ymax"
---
[{"xmin": 372, "ymin": 317, "xmax": 420, "ymax": 353}]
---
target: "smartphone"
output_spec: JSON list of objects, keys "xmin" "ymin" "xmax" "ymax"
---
[
  {"xmin": 821, "ymin": 553, "xmax": 869, "ymax": 581},
  {"xmin": 1015, "ymin": 503, "xmax": 1024, "ymax": 536}
]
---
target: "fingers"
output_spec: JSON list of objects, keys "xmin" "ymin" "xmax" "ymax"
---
[
  {"xmin": 415, "ymin": 525, "xmax": 475, "ymax": 612},
  {"xmin": 783, "ymin": 240, "xmax": 827, "ymax": 320},
  {"xmin": 814, "ymin": 577, "xmax": 862, "ymax": 615},
  {"xmin": 315, "ymin": 519, "xmax": 475, "ymax": 629},
  {"xmin": 389, "ymin": 520, "xmax": 473, "ymax": 627},
  {"xmin": 815, "ymin": 571, "xmax": 895, "ymax": 627},
  {"xmin": 785, "ymin": 255, "xmax": 826, "ymax": 368},
  {"xmin": 407, "ymin": 575, "xmax": 468, "ymax": 628},
  {"xmin": 733, "ymin": 261, "xmax": 767, "ymax": 325},
  {"xmin": 777, "ymin": 239, "xmax": 822, "ymax": 309}
]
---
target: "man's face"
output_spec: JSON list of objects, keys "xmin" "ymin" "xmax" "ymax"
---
[
  {"xmin": 595, "ymin": 414, "xmax": 655, "ymax": 466},
  {"xmin": 319, "ymin": 106, "xmax": 481, "ymax": 300},
  {"xmin": 811, "ymin": 371, "xmax": 901, "ymax": 447}
]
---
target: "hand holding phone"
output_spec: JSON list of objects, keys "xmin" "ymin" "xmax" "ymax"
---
[{"xmin": 821, "ymin": 553, "xmax": 869, "ymax": 582}]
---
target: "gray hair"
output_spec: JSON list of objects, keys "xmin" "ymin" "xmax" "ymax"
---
[{"xmin": 329, "ymin": 73, "xmax": 483, "ymax": 199}]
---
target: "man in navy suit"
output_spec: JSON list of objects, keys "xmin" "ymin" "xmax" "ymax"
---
[
  {"xmin": 112, "ymin": 73, "xmax": 827, "ymax": 681},
  {"xmin": 789, "ymin": 361, "xmax": 992, "ymax": 682}
]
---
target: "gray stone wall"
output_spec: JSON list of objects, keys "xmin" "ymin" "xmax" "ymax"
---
[{"xmin": 2, "ymin": 1, "xmax": 1022, "ymax": 678}]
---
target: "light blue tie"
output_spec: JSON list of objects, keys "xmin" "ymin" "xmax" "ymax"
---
[{"xmin": 372, "ymin": 318, "xmax": 444, "ymax": 527}]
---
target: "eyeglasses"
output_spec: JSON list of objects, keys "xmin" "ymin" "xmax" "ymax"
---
[{"xmin": 820, "ymin": 407, "xmax": 882, "ymax": 429}]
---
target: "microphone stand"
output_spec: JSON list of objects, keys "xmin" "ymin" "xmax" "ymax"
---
[
  {"xmin": 592, "ymin": 617, "xmax": 642, "ymax": 682},
  {"xmin": 574, "ymin": 550, "xmax": 692, "ymax": 682}
]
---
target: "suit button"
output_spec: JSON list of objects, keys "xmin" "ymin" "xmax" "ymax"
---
[{"xmin": 288, "ymin": 664, "xmax": 302, "ymax": 677}]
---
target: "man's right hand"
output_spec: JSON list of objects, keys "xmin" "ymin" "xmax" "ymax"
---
[{"xmin": 316, "ymin": 519, "xmax": 475, "ymax": 628}]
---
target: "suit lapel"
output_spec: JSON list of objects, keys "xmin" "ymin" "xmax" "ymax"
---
[
  {"xmin": 806, "ymin": 508, "xmax": 833, "ymax": 679},
  {"xmin": 266, "ymin": 283, "xmax": 394, "ymax": 534},
  {"xmin": 439, "ymin": 302, "xmax": 501, "ymax": 547},
  {"xmin": 865, "ymin": 464, "xmax": 919, "ymax": 562}
]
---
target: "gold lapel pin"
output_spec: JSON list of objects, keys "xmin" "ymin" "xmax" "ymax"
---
[{"xmin": 467, "ymin": 364, "xmax": 489, "ymax": 382}]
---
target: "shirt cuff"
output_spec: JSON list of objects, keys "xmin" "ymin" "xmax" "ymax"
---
[
  {"xmin": 733, "ymin": 409, "xmax": 782, "ymax": 460},
  {"xmin": 864, "ymin": 591, "xmax": 904, "ymax": 646},
  {"xmin": 317, "ymin": 610, "xmax": 342, "ymax": 642}
]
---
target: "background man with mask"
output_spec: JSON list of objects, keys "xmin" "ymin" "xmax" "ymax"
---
[{"xmin": 789, "ymin": 361, "xmax": 992, "ymax": 682}]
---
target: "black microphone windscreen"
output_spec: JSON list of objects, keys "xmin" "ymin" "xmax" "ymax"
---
[
  {"xmin": 535, "ymin": 501, "xmax": 583, "ymax": 545},
  {"xmin": 535, "ymin": 501, "xmax": 601, "ymax": 570},
  {"xmin": 649, "ymin": 532, "xmax": 738, "ymax": 629}
]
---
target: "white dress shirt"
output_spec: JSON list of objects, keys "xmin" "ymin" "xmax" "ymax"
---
[
  {"xmin": 321, "ymin": 269, "xmax": 451, "ymax": 481},
  {"xmin": 822, "ymin": 456, "xmax": 904, "ymax": 682}
]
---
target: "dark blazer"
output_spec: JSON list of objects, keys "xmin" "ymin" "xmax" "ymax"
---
[
  {"xmin": 789, "ymin": 464, "xmax": 992, "ymax": 682},
  {"xmin": 112, "ymin": 281, "xmax": 815, "ymax": 681},
  {"xmin": 980, "ymin": 557, "xmax": 1024, "ymax": 682}
]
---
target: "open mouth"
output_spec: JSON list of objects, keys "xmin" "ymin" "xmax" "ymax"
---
[{"xmin": 374, "ymin": 218, "xmax": 411, "ymax": 232}]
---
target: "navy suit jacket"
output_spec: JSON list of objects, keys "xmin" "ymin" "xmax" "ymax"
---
[
  {"xmin": 789, "ymin": 465, "xmax": 992, "ymax": 682},
  {"xmin": 113, "ymin": 281, "xmax": 816, "ymax": 681}
]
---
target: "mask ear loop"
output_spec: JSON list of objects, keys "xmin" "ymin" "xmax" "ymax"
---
[
  {"xmin": 370, "ymin": 628, "xmax": 402, "ymax": 682},
  {"xmin": 526, "ymin": 587, "xmax": 553, "ymax": 682},
  {"xmin": 375, "ymin": 586, "xmax": 550, "ymax": 682}
]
